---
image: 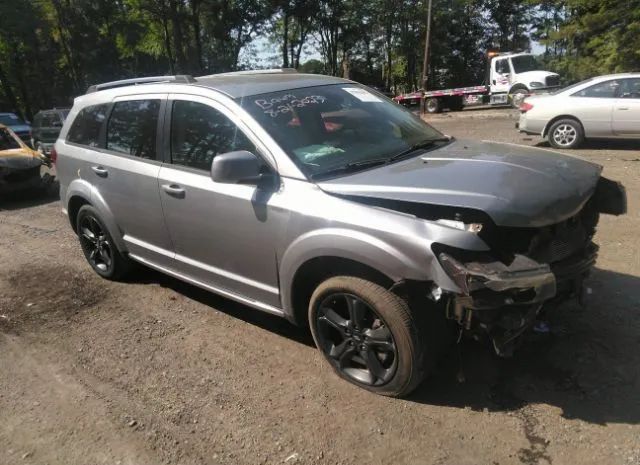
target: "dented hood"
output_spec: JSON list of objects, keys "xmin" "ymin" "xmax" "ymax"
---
[{"xmin": 319, "ymin": 139, "xmax": 603, "ymax": 227}]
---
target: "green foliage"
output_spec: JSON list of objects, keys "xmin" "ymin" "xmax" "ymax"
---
[
  {"xmin": 531, "ymin": 0, "xmax": 640, "ymax": 81},
  {"xmin": 0, "ymin": 0, "xmax": 638, "ymax": 116}
]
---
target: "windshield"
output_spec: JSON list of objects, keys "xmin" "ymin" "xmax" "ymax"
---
[
  {"xmin": 0, "ymin": 128, "xmax": 21, "ymax": 150},
  {"xmin": 511, "ymin": 55, "xmax": 539, "ymax": 73},
  {"xmin": 239, "ymin": 84, "xmax": 444, "ymax": 179},
  {"xmin": 0, "ymin": 113, "xmax": 26, "ymax": 126}
]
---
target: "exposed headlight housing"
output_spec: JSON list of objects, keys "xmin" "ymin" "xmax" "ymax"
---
[
  {"xmin": 435, "ymin": 219, "xmax": 483, "ymax": 233},
  {"xmin": 529, "ymin": 81, "xmax": 544, "ymax": 88}
]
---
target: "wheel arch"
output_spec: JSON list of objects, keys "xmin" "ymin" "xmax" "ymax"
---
[
  {"xmin": 542, "ymin": 114, "xmax": 584, "ymax": 137},
  {"xmin": 65, "ymin": 179, "xmax": 127, "ymax": 252},
  {"xmin": 279, "ymin": 229, "xmax": 428, "ymax": 326},
  {"xmin": 288, "ymin": 256, "xmax": 395, "ymax": 327},
  {"xmin": 509, "ymin": 83, "xmax": 529, "ymax": 94}
]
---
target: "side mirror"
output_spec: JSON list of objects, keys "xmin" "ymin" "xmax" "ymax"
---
[{"xmin": 211, "ymin": 150, "xmax": 272, "ymax": 186}]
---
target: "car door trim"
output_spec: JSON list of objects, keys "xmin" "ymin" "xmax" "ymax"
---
[
  {"xmin": 128, "ymin": 252, "xmax": 285, "ymax": 317},
  {"xmin": 124, "ymin": 233, "xmax": 279, "ymax": 296}
]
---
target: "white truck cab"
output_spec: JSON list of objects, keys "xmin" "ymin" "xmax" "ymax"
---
[{"xmin": 489, "ymin": 52, "xmax": 560, "ymax": 106}]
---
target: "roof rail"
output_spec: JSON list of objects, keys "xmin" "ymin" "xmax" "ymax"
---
[
  {"xmin": 86, "ymin": 75, "xmax": 195, "ymax": 94},
  {"xmin": 196, "ymin": 68, "xmax": 298, "ymax": 79}
]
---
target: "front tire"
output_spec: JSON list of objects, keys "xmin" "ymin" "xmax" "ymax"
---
[
  {"xmin": 76, "ymin": 205, "xmax": 132, "ymax": 280},
  {"xmin": 308, "ymin": 276, "xmax": 427, "ymax": 397},
  {"xmin": 548, "ymin": 118, "xmax": 584, "ymax": 149},
  {"xmin": 510, "ymin": 88, "xmax": 528, "ymax": 108}
]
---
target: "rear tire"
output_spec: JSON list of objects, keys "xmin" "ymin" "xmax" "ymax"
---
[
  {"xmin": 548, "ymin": 118, "xmax": 584, "ymax": 149},
  {"xmin": 425, "ymin": 97, "xmax": 442, "ymax": 114},
  {"xmin": 76, "ymin": 205, "xmax": 132, "ymax": 280},
  {"xmin": 308, "ymin": 276, "xmax": 428, "ymax": 397}
]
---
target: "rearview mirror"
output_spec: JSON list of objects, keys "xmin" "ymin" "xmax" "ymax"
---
[{"xmin": 211, "ymin": 150, "xmax": 269, "ymax": 185}]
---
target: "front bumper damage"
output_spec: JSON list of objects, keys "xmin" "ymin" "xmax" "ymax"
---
[
  {"xmin": 0, "ymin": 156, "xmax": 43, "ymax": 193},
  {"xmin": 437, "ymin": 244, "xmax": 598, "ymax": 356}
]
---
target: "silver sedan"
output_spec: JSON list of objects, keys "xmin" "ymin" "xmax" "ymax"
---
[{"xmin": 518, "ymin": 73, "xmax": 640, "ymax": 148}]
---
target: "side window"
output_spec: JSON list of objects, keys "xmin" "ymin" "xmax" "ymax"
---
[
  {"xmin": 67, "ymin": 104, "xmax": 109, "ymax": 147},
  {"xmin": 170, "ymin": 100, "xmax": 256, "ymax": 171},
  {"xmin": 573, "ymin": 80, "xmax": 619, "ymax": 98},
  {"xmin": 106, "ymin": 100, "xmax": 160, "ymax": 160},
  {"xmin": 496, "ymin": 59, "xmax": 509, "ymax": 74},
  {"xmin": 619, "ymin": 78, "xmax": 640, "ymax": 99}
]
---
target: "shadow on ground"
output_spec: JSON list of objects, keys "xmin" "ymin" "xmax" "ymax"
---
[
  {"xmin": 129, "ymin": 264, "xmax": 640, "ymax": 427},
  {"xmin": 128, "ymin": 266, "xmax": 315, "ymax": 348},
  {"xmin": 0, "ymin": 176, "xmax": 60, "ymax": 211},
  {"xmin": 409, "ymin": 267, "xmax": 640, "ymax": 427}
]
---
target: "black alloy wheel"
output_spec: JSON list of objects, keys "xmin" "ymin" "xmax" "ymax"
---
[
  {"xmin": 79, "ymin": 214, "xmax": 113, "ymax": 273},
  {"xmin": 315, "ymin": 292, "xmax": 398, "ymax": 386}
]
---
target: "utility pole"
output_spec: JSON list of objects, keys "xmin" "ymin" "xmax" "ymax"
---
[{"xmin": 420, "ymin": 0, "xmax": 433, "ymax": 115}]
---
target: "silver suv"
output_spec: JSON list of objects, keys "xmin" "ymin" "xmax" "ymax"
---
[{"xmin": 56, "ymin": 71, "xmax": 626, "ymax": 397}]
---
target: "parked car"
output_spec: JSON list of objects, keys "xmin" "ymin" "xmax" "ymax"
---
[
  {"xmin": 32, "ymin": 108, "xmax": 70, "ymax": 157},
  {"xmin": 518, "ymin": 72, "xmax": 640, "ymax": 148},
  {"xmin": 56, "ymin": 72, "xmax": 626, "ymax": 397},
  {"xmin": 0, "ymin": 124, "xmax": 44, "ymax": 193},
  {"xmin": 0, "ymin": 112, "xmax": 32, "ymax": 145}
]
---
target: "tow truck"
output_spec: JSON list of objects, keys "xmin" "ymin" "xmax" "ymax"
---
[{"xmin": 393, "ymin": 51, "xmax": 561, "ymax": 113}]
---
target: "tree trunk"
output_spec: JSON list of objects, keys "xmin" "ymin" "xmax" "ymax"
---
[
  {"xmin": 11, "ymin": 51, "xmax": 33, "ymax": 120},
  {"xmin": 162, "ymin": 16, "xmax": 175, "ymax": 74},
  {"xmin": 0, "ymin": 59, "xmax": 22, "ymax": 119},
  {"xmin": 190, "ymin": 0, "xmax": 204, "ymax": 72},
  {"xmin": 282, "ymin": 10, "xmax": 289, "ymax": 68},
  {"xmin": 50, "ymin": 0, "xmax": 82, "ymax": 91},
  {"xmin": 169, "ymin": 0, "xmax": 188, "ymax": 73},
  {"xmin": 385, "ymin": 18, "xmax": 393, "ymax": 91}
]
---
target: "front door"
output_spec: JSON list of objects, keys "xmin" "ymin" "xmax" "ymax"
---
[
  {"xmin": 612, "ymin": 78, "xmax": 640, "ymax": 136},
  {"xmin": 157, "ymin": 95, "xmax": 283, "ymax": 308},
  {"xmin": 570, "ymin": 79, "xmax": 618, "ymax": 137},
  {"xmin": 490, "ymin": 58, "xmax": 511, "ymax": 94}
]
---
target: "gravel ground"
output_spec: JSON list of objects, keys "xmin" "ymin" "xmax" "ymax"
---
[{"xmin": 1, "ymin": 110, "xmax": 639, "ymax": 465}]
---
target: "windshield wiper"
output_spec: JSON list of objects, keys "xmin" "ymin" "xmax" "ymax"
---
[
  {"xmin": 310, "ymin": 137, "xmax": 452, "ymax": 181},
  {"xmin": 387, "ymin": 136, "xmax": 452, "ymax": 163},
  {"xmin": 310, "ymin": 158, "xmax": 388, "ymax": 180}
]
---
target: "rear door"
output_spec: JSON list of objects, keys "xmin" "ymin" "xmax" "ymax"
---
[
  {"xmin": 85, "ymin": 95, "xmax": 174, "ymax": 266},
  {"xmin": 612, "ymin": 78, "xmax": 640, "ymax": 136}
]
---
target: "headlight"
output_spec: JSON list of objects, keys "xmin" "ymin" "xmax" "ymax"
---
[
  {"xmin": 435, "ymin": 219, "xmax": 483, "ymax": 233},
  {"xmin": 529, "ymin": 81, "xmax": 544, "ymax": 88}
]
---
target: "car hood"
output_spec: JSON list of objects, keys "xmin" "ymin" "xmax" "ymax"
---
[
  {"xmin": 0, "ymin": 148, "xmax": 42, "ymax": 170},
  {"xmin": 318, "ymin": 139, "xmax": 603, "ymax": 228},
  {"xmin": 516, "ymin": 70, "xmax": 558, "ymax": 82}
]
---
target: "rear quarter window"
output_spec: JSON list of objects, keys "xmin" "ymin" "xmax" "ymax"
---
[{"xmin": 67, "ymin": 104, "xmax": 109, "ymax": 147}]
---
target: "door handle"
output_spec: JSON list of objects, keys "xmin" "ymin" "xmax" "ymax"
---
[
  {"xmin": 617, "ymin": 107, "xmax": 630, "ymax": 110},
  {"xmin": 91, "ymin": 166, "xmax": 108, "ymax": 177},
  {"xmin": 161, "ymin": 183, "xmax": 186, "ymax": 198}
]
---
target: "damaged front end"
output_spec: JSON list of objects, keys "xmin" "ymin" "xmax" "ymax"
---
[{"xmin": 432, "ymin": 177, "xmax": 626, "ymax": 357}]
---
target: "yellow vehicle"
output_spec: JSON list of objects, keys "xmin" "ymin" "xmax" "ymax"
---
[{"xmin": 0, "ymin": 123, "xmax": 45, "ymax": 193}]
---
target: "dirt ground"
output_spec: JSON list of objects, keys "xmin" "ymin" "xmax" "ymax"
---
[{"xmin": 1, "ymin": 111, "xmax": 638, "ymax": 465}]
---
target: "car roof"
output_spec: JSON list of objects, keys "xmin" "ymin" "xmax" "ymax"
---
[
  {"xmin": 591, "ymin": 72, "xmax": 640, "ymax": 81},
  {"xmin": 192, "ymin": 73, "xmax": 350, "ymax": 98},
  {"xmin": 83, "ymin": 72, "xmax": 352, "ymax": 101}
]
